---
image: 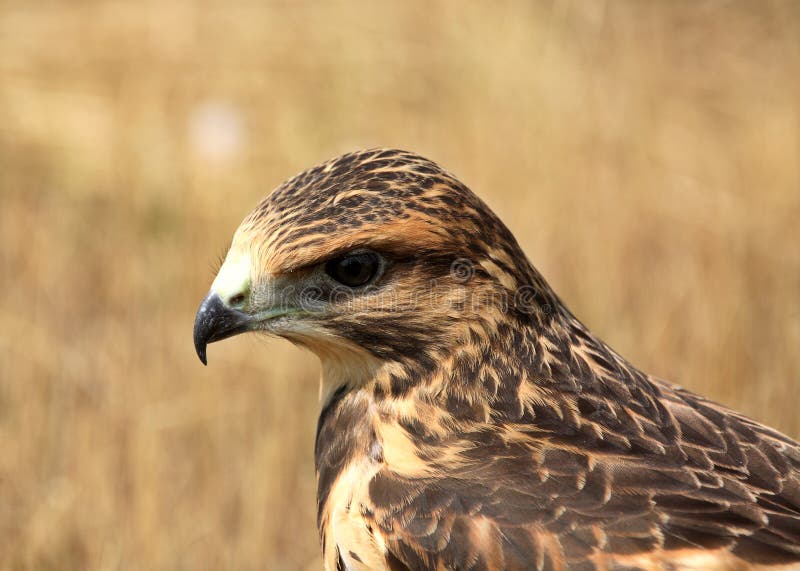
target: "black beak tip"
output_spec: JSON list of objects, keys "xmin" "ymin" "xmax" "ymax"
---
[
  {"xmin": 193, "ymin": 317, "xmax": 209, "ymax": 365},
  {"xmin": 196, "ymin": 341, "xmax": 208, "ymax": 366},
  {"xmin": 193, "ymin": 292, "xmax": 215, "ymax": 366}
]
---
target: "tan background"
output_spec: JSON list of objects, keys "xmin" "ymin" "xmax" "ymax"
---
[{"xmin": 1, "ymin": 1, "xmax": 798, "ymax": 569}]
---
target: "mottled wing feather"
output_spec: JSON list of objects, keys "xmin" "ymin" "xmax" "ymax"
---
[{"xmin": 364, "ymin": 383, "xmax": 800, "ymax": 570}]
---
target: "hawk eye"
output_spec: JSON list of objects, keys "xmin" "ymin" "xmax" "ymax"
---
[{"xmin": 325, "ymin": 252, "xmax": 380, "ymax": 287}]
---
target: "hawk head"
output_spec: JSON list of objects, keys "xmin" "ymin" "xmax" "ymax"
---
[{"xmin": 194, "ymin": 149, "xmax": 559, "ymax": 397}]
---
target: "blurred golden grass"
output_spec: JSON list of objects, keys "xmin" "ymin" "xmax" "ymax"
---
[{"xmin": 0, "ymin": 1, "xmax": 798, "ymax": 569}]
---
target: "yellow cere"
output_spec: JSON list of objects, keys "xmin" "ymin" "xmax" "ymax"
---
[{"xmin": 211, "ymin": 251, "xmax": 252, "ymax": 306}]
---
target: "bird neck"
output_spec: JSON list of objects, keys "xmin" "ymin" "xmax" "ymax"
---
[
  {"xmin": 312, "ymin": 300, "xmax": 668, "ymax": 541},
  {"xmin": 314, "ymin": 252, "xmax": 663, "ymax": 472}
]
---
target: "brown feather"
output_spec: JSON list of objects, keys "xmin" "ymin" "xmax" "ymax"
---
[{"xmin": 216, "ymin": 149, "xmax": 800, "ymax": 570}]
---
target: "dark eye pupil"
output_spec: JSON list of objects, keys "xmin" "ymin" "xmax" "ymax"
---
[{"xmin": 325, "ymin": 252, "xmax": 379, "ymax": 287}]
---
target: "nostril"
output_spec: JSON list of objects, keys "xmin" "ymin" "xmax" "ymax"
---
[{"xmin": 229, "ymin": 293, "xmax": 246, "ymax": 307}]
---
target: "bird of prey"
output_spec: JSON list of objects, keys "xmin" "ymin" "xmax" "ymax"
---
[{"xmin": 193, "ymin": 149, "xmax": 800, "ymax": 571}]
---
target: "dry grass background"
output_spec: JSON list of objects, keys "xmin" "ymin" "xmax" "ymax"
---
[{"xmin": 0, "ymin": 1, "xmax": 798, "ymax": 569}]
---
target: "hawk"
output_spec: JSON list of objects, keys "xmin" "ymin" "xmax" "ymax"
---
[{"xmin": 193, "ymin": 149, "xmax": 800, "ymax": 571}]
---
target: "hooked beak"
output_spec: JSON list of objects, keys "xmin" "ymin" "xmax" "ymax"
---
[{"xmin": 193, "ymin": 291, "xmax": 252, "ymax": 365}]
